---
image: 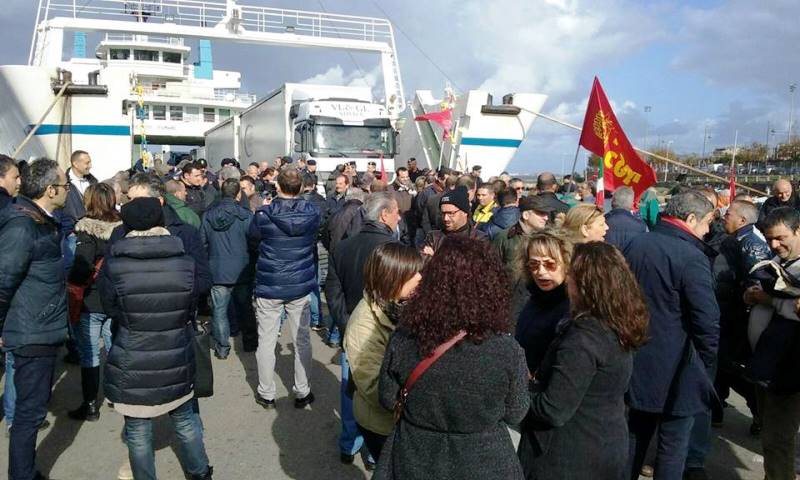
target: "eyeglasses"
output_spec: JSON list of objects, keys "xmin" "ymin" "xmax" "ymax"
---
[
  {"xmin": 528, "ymin": 259, "xmax": 560, "ymax": 272},
  {"xmin": 50, "ymin": 183, "xmax": 71, "ymax": 191},
  {"xmin": 441, "ymin": 210, "xmax": 463, "ymax": 218}
]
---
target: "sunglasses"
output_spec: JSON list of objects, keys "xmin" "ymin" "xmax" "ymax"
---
[{"xmin": 528, "ymin": 258, "xmax": 559, "ymax": 272}]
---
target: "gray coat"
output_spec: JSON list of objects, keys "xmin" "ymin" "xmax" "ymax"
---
[
  {"xmin": 517, "ymin": 315, "xmax": 632, "ymax": 480},
  {"xmin": 375, "ymin": 329, "xmax": 529, "ymax": 480}
]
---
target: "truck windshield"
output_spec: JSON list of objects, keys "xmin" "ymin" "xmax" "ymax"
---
[{"xmin": 313, "ymin": 125, "xmax": 394, "ymax": 155}]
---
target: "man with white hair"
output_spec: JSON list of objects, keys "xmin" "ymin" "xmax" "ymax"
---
[
  {"xmin": 757, "ymin": 178, "xmax": 800, "ymax": 231},
  {"xmin": 604, "ymin": 186, "xmax": 647, "ymax": 251}
]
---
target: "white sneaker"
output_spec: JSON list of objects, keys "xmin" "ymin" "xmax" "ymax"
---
[{"xmin": 117, "ymin": 458, "xmax": 133, "ymax": 480}]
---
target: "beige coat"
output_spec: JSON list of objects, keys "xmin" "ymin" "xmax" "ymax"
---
[{"xmin": 343, "ymin": 296, "xmax": 396, "ymax": 436}]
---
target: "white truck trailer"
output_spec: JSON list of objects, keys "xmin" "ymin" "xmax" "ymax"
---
[{"xmin": 205, "ymin": 83, "xmax": 397, "ymax": 174}]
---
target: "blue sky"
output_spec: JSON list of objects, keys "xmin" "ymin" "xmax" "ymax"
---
[{"xmin": 1, "ymin": 0, "xmax": 798, "ymax": 173}]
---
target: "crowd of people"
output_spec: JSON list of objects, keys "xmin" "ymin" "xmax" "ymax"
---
[{"xmin": 0, "ymin": 148, "xmax": 799, "ymax": 480}]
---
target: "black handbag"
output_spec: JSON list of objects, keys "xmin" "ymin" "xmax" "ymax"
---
[{"xmin": 191, "ymin": 324, "xmax": 214, "ymax": 398}]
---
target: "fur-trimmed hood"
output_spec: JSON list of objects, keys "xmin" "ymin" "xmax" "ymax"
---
[{"xmin": 74, "ymin": 217, "xmax": 122, "ymax": 240}]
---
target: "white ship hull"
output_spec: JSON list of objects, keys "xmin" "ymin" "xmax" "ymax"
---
[{"xmin": 0, "ymin": 65, "xmax": 134, "ymax": 181}]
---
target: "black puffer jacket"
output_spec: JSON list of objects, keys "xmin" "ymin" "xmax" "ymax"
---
[
  {"xmin": 100, "ymin": 229, "xmax": 197, "ymax": 406},
  {"xmin": 0, "ymin": 196, "xmax": 68, "ymax": 350}
]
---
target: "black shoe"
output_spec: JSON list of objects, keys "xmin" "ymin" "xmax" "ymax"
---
[
  {"xmin": 365, "ymin": 460, "xmax": 376, "ymax": 471},
  {"xmin": 683, "ymin": 467, "xmax": 709, "ymax": 480},
  {"xmin": 311, "ymin": 324, "xmax": 325, "ymax": 332},
  {"xmin": 68, "ymin": 400, "xmax": 100, "ymax": 422},
  {"xmin": 243, "ymin": 342, "xmax": 258, "ymax": 352},
  {"xmin": 750, "ymin": 419, "xmax": 762, "ymax": 436},
  {"xmin": 214, "ymin": 351, "xmax": 228, "ymax": 360},
  {"xmin": 340, "ymin": 453, "xmax": 355, "ymax": 464},
  {"xmin": 255, "ymin": 395, "xmax": 276, "ymax": 410},
  {"xmin": 191, "ymin": 465, "xmax": 213, "ymax": 480},
  {"xmin": 32, "ymin": 471, "xmax": 49, "ymax": 480},
  {"xmin": 63, "ymin": 351, "xmax": 80, "ymax": 365},
  {"xmin": 294, "ymin": 392, "xmax": 315, "ymax": 409}
]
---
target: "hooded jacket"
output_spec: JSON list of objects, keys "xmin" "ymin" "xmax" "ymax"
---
[
  {"xmin": 69, "ymin": 217, "xmax": 122, "ymax": 313},
  {"xmin": 480, "ymin": 206, "xmax": 521, "ymax": 240},
  {"xmin": 0, "ymin": 196, "xmax": 68, "ymax": 351},
  {"xmin": 201, "ymin": 198, "xmax": 253, "ymax": 285},
  {"xmin": 249, "ymin": 196, "xmax": 320, "ymax": 300},
  {"xmin": 100, "ymin": 228, "xmax": 197, "ymax": 406},
  {"xmin": 108, "ymin": 204, "xmax": 211, "ymax": 295}
]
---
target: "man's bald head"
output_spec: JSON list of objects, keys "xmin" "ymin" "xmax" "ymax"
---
[
  {"xmin": 536, "ymin": 172, "xmax": 558, "ymax": 193},
  {"xmin": 774, "ymin": 179, "xmax": 793, "ymax": 203}
]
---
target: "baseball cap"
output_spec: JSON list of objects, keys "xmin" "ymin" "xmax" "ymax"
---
[{"xmin": 519, "ymin": 195, "xmax": 555, "ymax": 213}]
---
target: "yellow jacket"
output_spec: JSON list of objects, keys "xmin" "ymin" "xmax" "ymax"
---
[
  {"xmin": 473, "ymin": 201, "xmax": 496, "ymax": 223},
  {"xmin": 343, "ymin": 296, "xmax": 396, "ymax": 435}
]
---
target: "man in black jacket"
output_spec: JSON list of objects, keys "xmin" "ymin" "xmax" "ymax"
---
[
  {"xmin": 604, "ymin": 186, "xmax": 647, "ymax": 251},
  {"xmin": 62, "ymin": 150, "xmax": 98, "ymax": 234},
  {"xmin": 0, "ymin": 154, "xmax": 20, "ymax": 210},
  {"xmin": 325, "ymin": 191, "xmax": 399, "ymax": 465},
  {"xmin": 757, "ymin": 178, "xmax": 800, "ymax": 231},
  {"xmin": 301, "ymin": 175, "xmax": 328, "ymax": 332},
  {"xmin": 0, "ymin": 158, "xmax": 69, "ymax": 480},
  {"xmin": 535, "ymin": 172, "xmax": 570, "ymax": 220},
  {"xmin": 181, "ymin": 161, "xmax": 216, "ymax": 217},
  {"xmin": 107, "ymin": 173, "xmax": 212, "ymax": 296}
]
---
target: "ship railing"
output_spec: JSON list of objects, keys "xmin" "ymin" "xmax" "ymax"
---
[
  {"xmin": 136, "ymin": 85, "xmax": 257, "ymax": 105},
  {"xmin": 104, "ymin": 33, "xmax": 185, "ymax": 45},
  {"xmin": 39, "ymin": 0, "xmax": 393, "ymax": 43}
]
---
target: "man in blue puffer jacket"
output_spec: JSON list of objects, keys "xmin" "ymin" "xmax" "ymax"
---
[
  {"xmin": 249, "ymin": 168, "xmax": 320, "ymax": 410},
  {"xmin": 479, "ymin": 188, "xmax": 520, "ymax": 240}
]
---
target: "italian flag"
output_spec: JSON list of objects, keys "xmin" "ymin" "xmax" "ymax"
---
[{"xmin": 596, "ymin": 158, "xmax": 604, "ymax": 208}]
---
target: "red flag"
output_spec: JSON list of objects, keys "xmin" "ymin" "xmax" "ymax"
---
[
  {"xmin": 578, "ymin": 77, "xmax": 656, "ymax": 203},
  {"xmin": 729, "ymin": 166, "xmax": 736, "ymax": 201},
  {"xmin": 379, "ymin": 152, "xmax": 386, "ymax": 181},
  {"xmin": 415, "ymin": 109, "xmax": 453, "ymax": 140}
]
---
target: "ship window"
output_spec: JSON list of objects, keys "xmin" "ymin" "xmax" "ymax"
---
[
  {"xmin": 110, "ymin": 49, "xmax": 130, "ymax": 60},
  {"xmin": 169, "ymin": 106, "xmax": 183, "ymax": 121},
  {"xmin": 185, "ymin": 107, "xmax": 199, "ymax": 121},
  {"xmin": 134, "ymin": 50, "xmax": 159, "ymax": 62},
  {"xmin": 152, "ymin": 105, "xmax": 166, "ymax": 120},
  {"xmin": 203, "ymin": 108, "xmax": 216, "ymax": 122},
  {"xmin": 218, "ymin": 109, "xmax": 231, "ymax": 120},
  {"xmin": 163, "ymin": 51, "xmax": 181, "ymax": 64}
]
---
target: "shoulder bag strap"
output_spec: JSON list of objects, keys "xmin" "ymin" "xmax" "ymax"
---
[{"xmin": 393, "ymin": 330, "xmax": 467, "ymax": 422}]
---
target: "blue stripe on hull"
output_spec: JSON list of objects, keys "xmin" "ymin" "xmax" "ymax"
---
[
  {"xmin": 460, "ymin": 137, "xmax": 522, "ymax": 148},
  {"xmin": 29, "ymin": 124, "xmax": 131, "ymax": 136}
]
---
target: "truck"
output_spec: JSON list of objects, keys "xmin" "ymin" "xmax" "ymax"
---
[{"xmin": 204, "ymin": 83, "xmax": 397, "ymax": 175}]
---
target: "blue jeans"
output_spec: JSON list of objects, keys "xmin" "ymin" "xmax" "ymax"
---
[
  {"xmin": 686, "ymin": 408, "xmax": 712, "ymax": 470},
  {"xmin": 3, "ymin": 351, "xmax": 15, "ymax": 428},
  {"xmin": 9, "ymin": 354, "xmax": 55, "ymax": 480},
  {"xmin": 76, "ymin": 312, "xmax": 112, "ymax": 368},
  {"xmin": 210, "ymin": 284, "xmax": 251, "ymax": 356},
  {"xmin": 309, "ymin": 282, "xmax": 323, "ymax": 328},
  {"xmin": 340, "ymin": 352, "xmax": 367, "ymax": 458},
  {"xmin": 124, "ymin": 399, "xmax": 210, "ymax": 480},
  {"xmin": 628, "ymin": 409, "xmax": 695, "ymax": 480}
]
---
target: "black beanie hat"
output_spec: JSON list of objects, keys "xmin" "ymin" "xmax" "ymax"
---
[
  {"xmin": 120, "ymin": 197, "xmax": 164, "ymax": 231},
  {"xmin": 440, "ymin": 186, "xmax": 471, "ymax": 214}
]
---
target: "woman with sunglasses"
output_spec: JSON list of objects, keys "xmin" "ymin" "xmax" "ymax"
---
[
  {"xmin": 562, "ymin": 203, "xmax": 609, "ymax": 243},
  {"xmin": 512, "ymin": 232, "xmax": 572, "ymax": 374},
  {"xmin": 343, "ymin": 243, "xmax": 423, "ymax": 462},
  {"xmin": 518, "ymin": 242, "xmax": 649, "ymax": 480}
]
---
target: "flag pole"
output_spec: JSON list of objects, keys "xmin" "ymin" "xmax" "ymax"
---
[
  {"xmin": 518, "ymin": 107, "xmax": 767, "ymax": 196},
  {"xmin": 568, "ymin": 142, "xmax": 582, "ymax": 180}
]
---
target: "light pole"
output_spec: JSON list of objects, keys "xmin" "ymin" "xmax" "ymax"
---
[
  {"xmin": 701, "ymin": 124, "xmax": 711, "ymax": 166},
  {"xmin": 790, "ymin": 83, "xmax": 797, "ymax": 142},
  {"xmin": 643, "ymin": 105, "xmax": 652, "ymax": 151}
]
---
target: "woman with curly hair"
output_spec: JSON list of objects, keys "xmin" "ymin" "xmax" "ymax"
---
[
  {"xmin": 561, "ymin": 203, "xmax": 608, "ymax": 243},
  {"xmin": 511, "ymin": 232, "xmax": 572, "ymax": 373},
  {"xmin": 517, "ymin": 241, "xmax": 649, "ymax": 480},
  {"xmin": 343, "ymin": 243, "xmax": 423, "ymax": 462},
  {"xmin": 375, "ymin": 236, "xmax": 529, "ymax": 480}
]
